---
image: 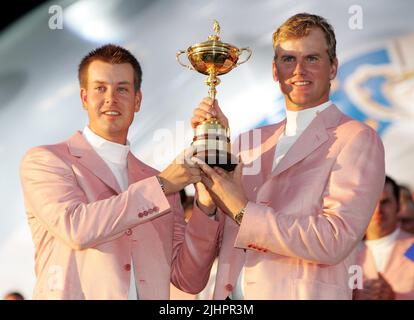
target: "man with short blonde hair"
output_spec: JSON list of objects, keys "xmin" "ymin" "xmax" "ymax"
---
[{"xmin": 191, "ymin": 13, "xmax": 385, "ymax": 300}]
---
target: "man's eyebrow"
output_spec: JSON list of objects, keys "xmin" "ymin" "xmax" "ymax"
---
[
  {"xmin": 117, "ymin": 81, "xmax": 132, "ymax": 85},
  {"xmin": 91, "ymin": 80, "xmax": 132, "ymax": 85}
]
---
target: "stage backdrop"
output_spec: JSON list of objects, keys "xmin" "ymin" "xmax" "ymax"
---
[{"xmin": 0, "ymin": 0, "xmax": 413, "ymax": 298}]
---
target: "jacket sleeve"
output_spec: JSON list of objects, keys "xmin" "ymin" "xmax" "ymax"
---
[
  {"xmin": 170, "ymin": 195, "xmax": 223, "ymax": 294},
  {"xmin": 20, "ymin": 147, "xmax": 171, "ymax": 250},
  {"xmin": 234, "ymin": 127, "xmax": 385, "ymax": 265}
]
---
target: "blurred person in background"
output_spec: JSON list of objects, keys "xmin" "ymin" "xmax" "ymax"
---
[
  {"xmin": 398, "ymin": 185, "xmax": 414, "ymax": 234},
  {"xmin": 354, "ymin": 176, "xmax": 414, "ymax": 300},
  {"xmin": 3, "ymin": 292, "xmax": 25, "ymax": 300}
]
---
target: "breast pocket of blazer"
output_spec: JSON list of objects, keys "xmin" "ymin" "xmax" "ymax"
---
[
  {"xmin": 284, "ymin": 165, "xmax": 331, "ymax": 208},
  {"xmin": 287, "ymin": 164, "xmax": 331, "ymax": 188}
]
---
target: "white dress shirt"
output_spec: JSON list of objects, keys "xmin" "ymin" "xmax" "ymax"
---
[
  {"xmin": 272, "ymin": 100, "xmax": 332, "ymax": 171},
  {"xmin": 82, "ymin": 126, "xmax": 138, "ymax": 300},
  {"xmin": 232, "ymin": 100, "xmax": 333, "ymax": 300},
  {"xmin": 365, "ymin": 228, "xmax": 400, "ymax": 273}
]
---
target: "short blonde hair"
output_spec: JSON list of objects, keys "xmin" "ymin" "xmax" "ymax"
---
[{"xmin": 273, "ymin": 13, "xmax": 337, "ymax": 63}]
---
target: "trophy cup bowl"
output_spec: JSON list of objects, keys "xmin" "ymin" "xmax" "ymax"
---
[
  {"xmin": 186, "ymin": 42, "xmax": 240, "ymax": 76},
  {"xmin": 177, "ymin": 20, "xmax": 252, "ymax": 171}
]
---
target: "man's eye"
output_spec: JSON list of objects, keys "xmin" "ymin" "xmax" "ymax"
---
[
  {"xmin": 118, "ymin": 87, "xmax": 127, "ymax": 93},
  {"xmin": 282, "ymin": 56, "xmax": 295, "ymax": 63},
  {"xmin": 95, "ymin": 86, "xmax": 105, "ymax": 92},
  {"xmin": 307, "ymin": 56, "xmax": 318, "ymax": 62}
]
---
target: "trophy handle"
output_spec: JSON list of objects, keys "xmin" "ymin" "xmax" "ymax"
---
[
  {"xmin": 236, "ymin": 47, "xmax": 252, "ymax": 66},
  {"xmin": 176, "ymin": 50, "xmax": 195, "ymax": 71}
]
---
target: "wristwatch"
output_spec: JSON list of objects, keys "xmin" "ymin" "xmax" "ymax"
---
[
  {"xmin": 156, "ymin": 176, "xmax": 165, "ymax": 193},
  {"xmin": 234, "ymin": 206, "xmax": 246, "ymax": 225}
]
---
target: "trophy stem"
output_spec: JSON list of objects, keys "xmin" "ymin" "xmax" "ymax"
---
[
  {"xmin": 205, "ymin": 73, "xmax": 220, "ymax": 101},
  {"xmin": 209, "ymin": 86, "xmax": 216, "ymax": 100}
]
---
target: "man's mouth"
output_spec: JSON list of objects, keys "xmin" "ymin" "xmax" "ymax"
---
[
  {"xmin": 102, "ymin": 111, "xmax": 121, "ymax": 116},
  {"xmin": 292, "ymin": 81, "xmax": 311, "ymax": 86}
]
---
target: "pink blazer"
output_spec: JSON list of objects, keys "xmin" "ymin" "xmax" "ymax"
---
[
  {"xmin": 206, "ymin": 104, "xmax": 385, "ymax": 299},
  {"xmin": 356, "ymin": 230, "xmax": 414, "ymax": 300},
  {"xmin": 20, "ymin": 132, "xmax": 220, "ymax": 299}
]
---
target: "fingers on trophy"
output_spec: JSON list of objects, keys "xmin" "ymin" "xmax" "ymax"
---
[{"xmin": 177, "ymin": 20, "xmax": 252, "ymax": 171}]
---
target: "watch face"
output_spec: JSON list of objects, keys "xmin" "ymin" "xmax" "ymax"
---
[{"xmin": 235, "ymin": 211, "xmax": 244, "ymax": 225}]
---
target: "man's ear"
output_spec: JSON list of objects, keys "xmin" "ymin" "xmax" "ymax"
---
[
  {"xmin": 329, "ymin": 57, "xmax": 338, "ymax": 80},
  {"xmin": 134, "ymin": 90, "xmax": 142, "ymax": 112},
  {"xmin": 80, "ymin": 88, "xmax": 88, "ymax": 110},
  {"xmin": 272, "ymin": 59, "xmax": 279, "ymax": 82}
]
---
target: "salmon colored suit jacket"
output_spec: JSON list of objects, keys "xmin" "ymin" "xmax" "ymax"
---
[
  {"xmin": 20, "ymin": 132, "xmax": 220, "ymax": 299},
  {"xmin": 201, "ymin": 104, "xmax": 385, "ymax": 300},
  {"xmin": 356, "ymin": 230, "xmax": 414, "ymax": 300}
]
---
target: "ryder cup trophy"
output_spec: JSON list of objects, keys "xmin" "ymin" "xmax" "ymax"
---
[{"xmin": 176, "ymin": 20, "xmax": 252, "ymax": 171}]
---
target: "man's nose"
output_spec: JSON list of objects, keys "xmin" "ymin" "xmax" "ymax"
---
[
  {"xmin": 105, "ymin": 87, "xmax": 116, "ymax": 103},
  {"xmin": 294, "ymin": 59, "xmax": 306, "ymax": 75}
]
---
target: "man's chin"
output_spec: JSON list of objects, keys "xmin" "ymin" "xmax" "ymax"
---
[{"xmin": 287, "ymin": 95, "xmax": 313, "ymax": 107}]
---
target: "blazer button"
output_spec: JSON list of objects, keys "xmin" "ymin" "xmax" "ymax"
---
[
  {"xmin": 124, "ymin": 264, "xmax": 131, "ymax": 271},
  {"xmin": 138, "ymin": 212, "xmax": 144, "ymax": 218},
  {"xmin": 143, "ymin": 210, "xmax": 149, "ymax": 216},
  {"xmin": 225, "ymin": 284, "xmax": 233, "ymax": 292},
  {"xmin": 125, "ymin": 229, "xmax": 132, "ymax": 236}
]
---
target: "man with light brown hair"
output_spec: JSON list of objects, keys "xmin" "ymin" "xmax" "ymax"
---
[
  {"xmin": 20, "ymin": 44, "xmax": 221, "ymax": 299},
  {"xmin": 190, "ymin": 13, "xmax": 385, "ymax": 299}
]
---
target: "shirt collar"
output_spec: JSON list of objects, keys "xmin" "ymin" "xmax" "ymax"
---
[
  {"xmin": 82, "ymin": 126, "xmax": 130, "ymax": 166},
  {"xmin": 285, "ymin": 100, "xmax": 332, "ymax": 136}
]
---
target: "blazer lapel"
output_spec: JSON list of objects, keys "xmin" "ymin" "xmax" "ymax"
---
[
  {"xmin": 259, "ymin": 122, "xmax": 286, "ymax": 181},
  {"xmin": 271, "ymin": 104, "xmax": 340, "ymax": 178},
  {"xmin": 67, "ymin": 131, "xmax": 122, "ymax": 194},
  {"xmin": 127, "ymin": 152, "xmax": 148, "ymax": 185}
]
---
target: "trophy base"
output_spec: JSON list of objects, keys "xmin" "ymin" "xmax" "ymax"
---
[{"xmin": 194, "ymin": 150, "xmax": 237, "ymax": 172}]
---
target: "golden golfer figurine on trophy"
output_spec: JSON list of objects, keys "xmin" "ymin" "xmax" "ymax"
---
[{"xmin": 176, "ymin": 20, "xmax": 252, "ymax": 171}]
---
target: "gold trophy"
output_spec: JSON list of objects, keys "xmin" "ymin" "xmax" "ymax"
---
[{"xmin": 176, "ymin": 20, "xmax": 252, "ymax": 171}]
